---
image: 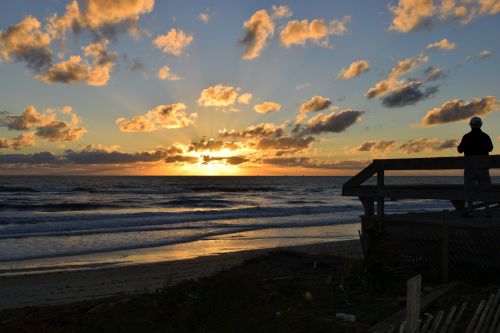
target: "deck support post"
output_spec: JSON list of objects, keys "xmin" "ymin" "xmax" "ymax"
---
[
  {"xmin": 441, "ymin": 210, "xmax": 449, "ymax": 283},
  {"xmin": 377, "ymin": 169, "xmax": 384, "ymax": 220}
]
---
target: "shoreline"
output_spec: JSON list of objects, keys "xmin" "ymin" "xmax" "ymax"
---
[{"xmin": 0, "ymin": 239, "xmax": 362, "ymax": 311}]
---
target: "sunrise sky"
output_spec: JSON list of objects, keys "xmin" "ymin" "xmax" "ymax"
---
[{"xmin": 0, "ymin": 0, "xmax": 499, "ymax": 175}]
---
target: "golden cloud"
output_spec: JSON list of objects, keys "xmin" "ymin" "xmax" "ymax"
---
[
  {"xmin": 157, "ymin": 65, "xmax": 181, "ymax": 81},
  {"xmin": 0, "ymin": 133, "xmax": 36, "ymax": 150},
  {"xmin": 426, "ymin": 38, "xmax": 456, "ymax": 50},
  {"xmin": 422, "ymin": 96, "xmax": 499, "ymax": 125},
  {"xmin": 198, "ymin": 84, "xmax": 240, "ymax": 107},
  {"xmin": 153, "ymin": 29, "xmax": 193, "ymax": 56},
  {"xmin": 337, "ymin": 60, "xmax": 370, "ymax": 80},
  {"xmin": 280, "ymin": 16, "xmax": 349, "ymax": 48},
  {"xmin": 300, "ymin": 96, "xmax": 332, "ymax": 113},
  {"xmin": 254, "ymin": 101, "xmax": 281, "ymax": 114},
  {"xmin": 116, "ymin": 103, "xmax": 197, "ymax": 132},
  {"xmin": 240, "ymin": 9, "xmax": 275, "ymax": 59}
]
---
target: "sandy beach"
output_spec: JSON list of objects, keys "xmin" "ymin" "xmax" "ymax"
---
[{"xmin": 0, "ymin": 240, "xmax": 361, "ymax": 311}]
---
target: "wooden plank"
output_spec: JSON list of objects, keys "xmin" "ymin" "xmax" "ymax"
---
[
  {"xmin": 342, "ymin": 162, "xmax": 377, "ymax": 189},
  {"xmin": 448, "ymin": 302, "xmax": 467, "ymax": 333},
  {"xmin": 430, "ymin": 310, "xmax": 445, "ymax": 333},
  {"xmin": 377, "ymin": 170, "xmax": 385, "ymax": 219},
  {"xmin": 441, "ymin": 210, "xmax": 449, "ymax": 284},
  {"xmin": 487, "ymin": 302, "xmax": 500, "ymax": 333},
  {"xmin": 440, "ymin": 305, "xmax": 456, "ymax": 333},
  {"xmin": 466, "ymin": 300, "xmax": 486, "ymax": 333},
  {"xmin": 374, "ymin": 155, "xmax": 500, "ymax": 171},
  {"xmin": 406, "ymin": 275, "xmax": 422, "ymax": 332},
  {"xmin": 476, "ymin": 294, "xmax": 495, "ymax": 332},
  {"xmin": 483, "ymin": 290, "xmax": 500, "ymax": 332}
]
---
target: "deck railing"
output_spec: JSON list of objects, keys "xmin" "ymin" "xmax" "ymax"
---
[{"xmin": 342, "ymin": 155, "xmax": 500, "ymax": 218}]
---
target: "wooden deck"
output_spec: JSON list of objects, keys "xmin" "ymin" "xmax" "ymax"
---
[{"xmin": 342, "ymin": 155, "xmax": 500, "ymax": 282}]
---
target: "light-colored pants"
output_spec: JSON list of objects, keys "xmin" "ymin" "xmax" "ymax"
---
[{"xmin": 464, "ymin": 168, "xmax": 491, "ymax": 211}]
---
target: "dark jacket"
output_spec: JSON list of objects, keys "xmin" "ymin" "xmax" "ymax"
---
[{"xmin": 457, "ymin": 128, "xmax": 493, "ymax": 156}]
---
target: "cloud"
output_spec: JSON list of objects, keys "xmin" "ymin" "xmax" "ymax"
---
[
  {"xmin": 352, "ymin": 140, "xmax": 396, "ymax": 156},
  {"xmin": 0, "ymin": 133, "xmax": 36, "ymax": 150},
  {"xmin": 337, "ymin": 60, "xmax": 370, "ymax": 80},
  {"xmin": 262, "ymin": 157, "xmax": 369, "ymax": 170},
  {"xmin": 237, "ymin": 93, "xmax": 253, "ymax": 104},
  {"xmin": 478, "ymin": 49, "xmax": 492, "ymax": 58},
  {"xmin": 36, "ymin": 39, "xmax": 116, "ymax": 86},
  {"xmin": 382, "ymin": 82, "xmax": 439, "ymax": 108},
  {"xmin": 399, "ymin": 138, "xmax": 458, "ymax": 153},
  {"xmin": 240, "ymin": 9, "xmax": 275, "ymax": 59},
  {"xmin": 35, "ymin": 120, "xmax": 86, "ymax": 142},
  {"xmin": 0, "ymin": 16, "xmax": 53, "ymax": 72},
  {"xmin": 256, "ymin": 135, "xmax": 314, "ymax": 155},
  {"xmin": 295, "ymin": 82, "xmax": 311, "ymax": 90},
  {"xmin": 272, "ymin": 5, "xmax": 293, "ymax": 18},
  {"xmin": 422, "ymin": 96, "xmax": 499, "ymax": 125},
  {"xmin": 254, "ymin": 101, "xmax": 281, "ymax": 114},
  {"xmin": 47, "ymin": 0, "xmax": 154, "ymax": 40},
  {"xmin": 157, "ymin": 65, "xmax": 181, "ymax": 81},
  {"xmin": 296, "ymin": 109, "xmax": 363, "ymax": 135},
  {"xmin": 164, "ymin": 155, "xmax": 198, "ymax": 164},
  {"xmin": 218, "ymin": 123, "xmax": 284, "ymax": 139},
  {"xmin": 198, "ymin": 13, "xmax": 210, "ymax": 23},
  {"xmin": 0, "ymin": 106, "xmax": 56, "ymax": 130},
  {"xmin": 365, "ymin": 53, "xmax": 439, "ymax": 107},
  {"xmin": 388, "ymin": 0, "xmax": 500, "ymax": 32},
  {"xmin": 280, "ymin": 16, "xmax": 350, "ymax": 48},
  {"xmin": 188, "ymin": 138, "xmax": 224, "ymax": 152},
  {"xmin": 153, "ymin": 29, "xmax": 193, "ymax": 56},
  {"xmin": 116, "ymin": 103, "xmax": 197, "ymax": 132},
  {"xmin": 198, "ymin": 84, "xmax": 240, "ymax": 107},
  {"xmin": 426, "ymin": 38, "xmax": 455, "ymax": 50},
  {"xmin": 300, "ymin": 96, "xmax": 332, "ymax": 113},
  {"xmin": 0, "ymin": 105, "xmax": 86, "ymax": 143}
]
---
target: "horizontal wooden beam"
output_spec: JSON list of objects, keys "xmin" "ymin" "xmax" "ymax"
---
[
  {"xmin": 373, "ymin": 155, "xmax": 500, "ymax": 171},
  {"xmin": 343, "ymin": 162, "xmax": 377, "ymax": 189}
]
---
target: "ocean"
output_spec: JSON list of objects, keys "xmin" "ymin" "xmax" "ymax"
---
[{"xmin": 0, "ymin": 176, "xmax": 466, "ymax": 275}]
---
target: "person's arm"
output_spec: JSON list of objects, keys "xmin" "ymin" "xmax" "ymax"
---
[
  {"xmin": 457, "ymin": 135, "xmax": 465, "ymax": 153},
  {"xmin": 487, "ymin": 135, "xmax": 493, "ymax": 152}
]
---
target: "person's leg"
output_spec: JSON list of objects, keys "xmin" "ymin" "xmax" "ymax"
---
[
  {"xmin": 477, "ymin": 169, "xmax": 492, "ymax": 217},
  {"xmin": 463, "ymin": 168, "xmax": 476, "ymax": 216}
]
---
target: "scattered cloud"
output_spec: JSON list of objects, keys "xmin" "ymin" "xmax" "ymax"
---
[
  {"xmin": 280, "ymin": 16, "xmax": 350, "ymax": 48},
  {"xmin": 218, "ymin": 123, "xmax": 284, "ymax": 139},
  {"xmin": 0, "ymin": 133, "xmax": 36, "ymax": 150},
  {"xmin": 36, "ymin": 39, "xmax": 116, "ymax": 86},
  {"xmin": 300, "ymin": 96, "xmax": 332, "ymax": 113},
  {"xmin": 388, "ymin": 0, "xmax": 500, "ymax": 32},
  {"xmin": 478, "ymin": 49, "xmax": 492, "ymax": 58},
  {"xmin": 422, "ymin": 96, "xmax": 499, "ymax": 125},
  {"xmin": 423, "ymin": 66, "xmax": 445, "ymax": 81},
  {"xmin": 337, "ymin": 60, "xmax": 370, "ymax": 80},
  {"xmin": 153, "ymin": 29, "xmax": 193, "ymax": 56},
  {"xmin": 399, "ymin": 138, "xmax": 458, "ymax": 153},
  {"xmin": 295, "ymin": 82, "xmax": 311, "ymax": 90},
  {"xmin": 382, "ymin": 82, "xmax": 439, "ymax": 108},
  {"xmin": 116, "ymin": 103, "xmax": 197, "ymax": 132},
  {"xmin": 0, "ymin": 106, "xmax": 86, "ymax": 143},
  {"xmin": 198, "ymin": 12, "xmax": 210, "ymax": 23},
  {"xmin": 254, "ymin": 101, "xmax": 281, "ymax": 114},
  {"xmin": 426, "ymin": 38, "xmax": 455, "ymax": 50},
  {"xmin": 256, "ymin": 135, "xmax": 314, "ymax": 155},
  {"xmin": 237, "ymin": 93, "xmax": 253, "ymax": 104},
  {"xmin": 262, "ymin": 157, "xmax": 369, "ymax": 170},
  {"xmin": 352, "ymin": 140, "xmax": 396, "ymax": 156},
  {"xmin": 295, "ymin": 109, "xmax": 364, "ymax": 135},
  {"xmin": 240, "ymin": 9, "xmax": 275, "ymax": 59},
  {"xmin": 157, "ymin": 65, "xmax": 181, "ymax": 81},
  {"xmin": 198, "ymin": 84, "xmax": 239, "ymax": 107},
  {"xmin": 272, "ymin": 5, "xmax": 293, "ymax": 18}
]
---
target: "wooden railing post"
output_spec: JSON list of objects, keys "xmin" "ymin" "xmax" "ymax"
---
[
  {"xmin": 441, "ymin": 210, "xmax": 449, "ymax": 283},
  {"xmin": 377, "ymin": 169, "xmax": 384, "ymax": 220}
]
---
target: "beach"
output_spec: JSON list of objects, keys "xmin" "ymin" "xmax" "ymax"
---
[{"xmin": 0, "ymin": 240, "xmax": 362, "ymax": 310}]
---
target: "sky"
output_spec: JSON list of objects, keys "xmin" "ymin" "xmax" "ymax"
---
[{"xmin": 0, "ymin": 0, "xmax": 499, "ymax": 175}]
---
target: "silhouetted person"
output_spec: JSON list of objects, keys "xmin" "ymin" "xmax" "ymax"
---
[{"xmin": 457, "ymin": 117, "xmax": 493, "ymax": 218}]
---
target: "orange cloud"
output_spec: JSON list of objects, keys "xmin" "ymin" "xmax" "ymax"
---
[
  {"xmin": 399, "ymin": 138, "xmax": 458, "ymax": 153},
  {"xmin": 36, "ymin": 39, "xmax": 116, "ymax": 86},
  {"xmin": 426, "ymin": 38, "xmax": 455, "ymax": 50},
  {"xmin": 422, "ymin": 96, "xmax": 499, "ymax": 125},
  {"xmin": 0, "ymin": 16, "xmax": 52, "ymax": 72},
  {"xmin": 237, "ymin": 93, "xmax": 253, "ymax": 104},
  {"xmin": 240, "ymin": 9, "xmax": 275, "ymax": 59},
  {"xmin": 296, "ymin": 109, "xmax": 363, "ymax": 135},
  {"xmin": 300, "ymin": 96, "xmax": 332, "ymax": 113},
  {"xmin": 116, "ymin": 103, "xmax": 197, "ymax": 132},
  {"xmin": 280, "ymin": 16, "xmax": 349, "ymax": 48},
  {"xmin": 153, "ymin": 29, "xmax": 193, "ymax": 56},
  {"xmin": 352, "ymin": 140, "xmax": 396, "ymax": 156},
  {"xmin": 272, "ymin": 5, "xmax": 293, "ymax": 18},
  {"xmin": 198, "ymin": 84, "xmax": 239, "ymax": 107},
  {"xmin": 0, "ymin": 133, "xmax": 36, "ymax": 150},
  {"xmin": 337, "ymin": 60, "xmax": 370, "ymax": 80},
  {"xmin": 254, "ymin": 101, "xmax": 281, "ymax": 114},
  {"xmin": 157, "ymin": 65, "xmax": 181, "ymax": 81}
]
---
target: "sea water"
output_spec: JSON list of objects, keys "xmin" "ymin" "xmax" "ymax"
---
[{"xmin": 0, "ymin": 176, "xmax": 467, "ymax": 274}]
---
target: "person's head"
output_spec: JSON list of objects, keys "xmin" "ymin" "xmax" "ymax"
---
[{"xmin": 469, "ymin": 117, "xmax": 482, "ymax": 129}]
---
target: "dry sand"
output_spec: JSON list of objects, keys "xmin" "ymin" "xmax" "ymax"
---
[{"xmin": 0, "ymin": 240, "xmax": 361, "ymax": 310}]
